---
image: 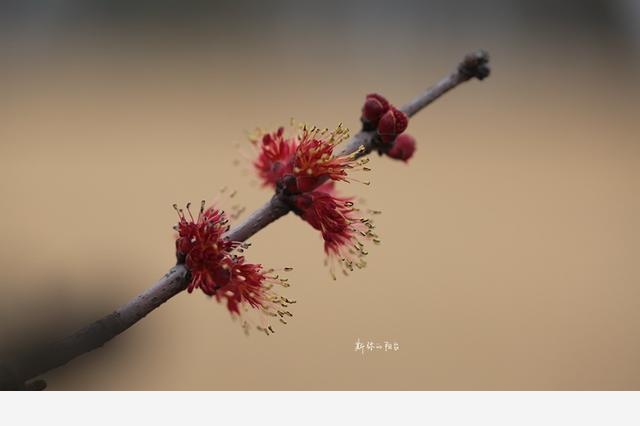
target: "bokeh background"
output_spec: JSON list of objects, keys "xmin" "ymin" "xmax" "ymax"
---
[{"xmin": 1, "ymin": 0, "xmax": 639, "ymax": 390}]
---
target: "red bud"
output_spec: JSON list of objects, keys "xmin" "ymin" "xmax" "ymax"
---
[
  {"xmin": 361, "ymin": 93, "xmax": 390, "ymax": 125},
  {"xmin": 394, "ymin": 109, "xmax": 408, "ymax": 134},
  {"xmin": 387, "ymin": 133, "xmax": 416, "ymax": 162},
  {"xmin": 377, "ymin": 107, "xmax": 409, "ymax": 143}
]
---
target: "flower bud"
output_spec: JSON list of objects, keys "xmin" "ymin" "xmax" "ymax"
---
[
  {"xmin": 387, "ymin": 133, "xmax": 416, "ymax": 162},
  {"xmin": 361, "ymin": 93, "xmax": 390, "ymax": 126},
  {"xmin": 377, "ymin": 107, "xmax": 408, "ymax": 143}
]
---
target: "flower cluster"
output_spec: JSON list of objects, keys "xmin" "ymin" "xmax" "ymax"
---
[
  {"xmin": 174, "ymin": 201, "xmax": 294, "ymax": 335},
  {"xmin": 252, "ymin": 126, "xmax": 298, "ymax": 188},
  {"xmin": 361, "ymin": 93, "xmax": 416, "ymax": 162},
  {"xmin": 251, "ymin": 124, "xmax": 370, "ymax": 193},
  {"xmin": 292, "ymin": 188, "xmax": 380, "ymax": 279},
  {"xmin": 251, "ymin": 125, "xmax": 379, "ymax": 278}
]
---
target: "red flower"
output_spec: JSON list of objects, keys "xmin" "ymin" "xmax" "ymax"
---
[
  {"xmin": 292, "ymin": 189, "xmax": 380, "ymax": 280},
  {"xmin": 174, "ymin": 202, "xmax": 234, "ymax": 294},
  {"xmin": 251, "ymin": 124, "xmax": 380, "ymax": 279},
  {"xmin": 252, "ymin": 127, "xmax": 297, "ymax": 188},
  {"xmin": 292, "ymin": 125, "xmax": 359, "ymax": 192},
  {"xmin": 252, "ymin": 124, "xmax": 371, "ymax": 193},
  {"xmin": 174, "ymin": 201, "xmax": 293, "ymax": 335},
  {"xmin": 213, "ymin": 258, "xmax": 295, "ymax": 335}
]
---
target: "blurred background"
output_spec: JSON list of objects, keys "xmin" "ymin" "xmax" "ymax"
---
[{"xmin": 1, "ymin": 0, "xmax": 639, "ymax": 390}]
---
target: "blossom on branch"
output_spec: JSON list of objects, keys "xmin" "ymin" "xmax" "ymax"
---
[
  {"xmin": 251, "ymin": 124, "xmax": 371, "ymax": 193},
  {"xmin": 252, "ymin": 126, "xmax": 297, "ymax": 188},
  {"xmin": 292, "ymin": 124, "xmax": 370, "ymax": 192},
  {"xmin": 250, "ymin": 123, "xmax": 380, "ymax": 279},
  {"xmin": 174, "ymin": 201, "xmax": 293, "ymax": 335},
  {"xmin": 291, "ymin": 189, "xmax": 380, "ymax": 280}
]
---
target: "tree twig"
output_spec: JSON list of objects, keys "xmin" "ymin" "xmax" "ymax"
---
[{"xmin": 0, "ymin": 50, "xmax": 490, "ymax": 390}]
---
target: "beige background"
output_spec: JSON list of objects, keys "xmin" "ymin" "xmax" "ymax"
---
[{"xmin": 1, "ymin": 2, "xmax": 639, "ymax": 390}]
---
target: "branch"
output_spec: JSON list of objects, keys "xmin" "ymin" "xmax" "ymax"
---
[{"xmin": 0, "ymin": 50, "xmax": 490, "ymax": 390}]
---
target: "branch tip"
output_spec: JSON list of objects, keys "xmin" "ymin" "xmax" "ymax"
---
[{"xmin": 458, "ymin": 50, "xmax": 491, "ymax": 81}]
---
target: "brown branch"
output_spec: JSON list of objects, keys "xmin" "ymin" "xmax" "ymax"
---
[
  {"xmin": 401, "ymin": 50, "xmax": 490, "ymax": 118},
  {"xmin": 0, "ymin": 50, "xmax": 490, "ymax": 390}
]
